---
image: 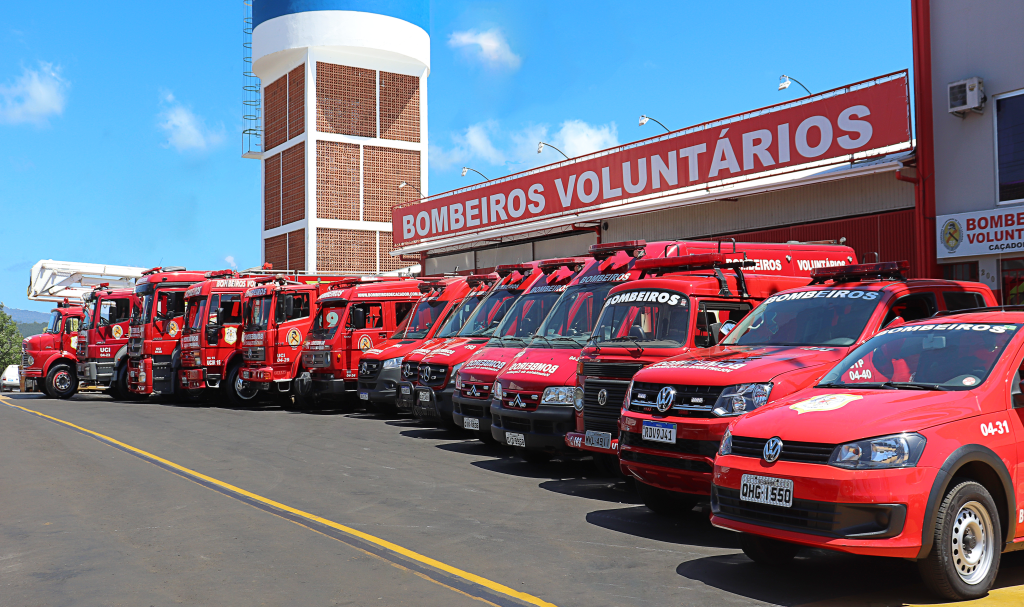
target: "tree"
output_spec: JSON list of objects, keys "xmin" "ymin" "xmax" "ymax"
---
[{"xmin": 0, "ymin": 303, "xmax": 23, "ymax": 370}]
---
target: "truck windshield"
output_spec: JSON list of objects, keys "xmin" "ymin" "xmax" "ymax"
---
[
  {"xmin": 245, "ymin": 295, "xmax": 274, "ymax": 331},
  {"xmin": 186, "ymin": 297, "xmax": 208, "ymax": 332},
  {"xmin": 80, "ymin": 298, "xmax": 97, "ymax": 330},
  {"xmin": 45, "ymin": 311, "xmax": 62, "ymax": 334},
  {"xmin": 530, "ymin": 282, "xmax": 619, "ymax": 348},
  {"xmin": 132, "ymin": 284, "xmax": 154, "ymax": 326},
  {"xmin": 723, "ymin": 289, "xmax": 882, "ymax": 347},
  {"xmin": 309, "ymin": 303, "xmax": 345, "ymax": 339},
  {"xmin": 400, "ymin": 299, "xmax": 448, "ymax": 339},
  {"xmin": 819, "ymin": 322, "xmax": 1019, "ymax": 391},
  {"xmin": 491, "ymin": 289, "xmax": 565, "ymax": 345},
  {"xmin": 588, "ymin": 289, "xmax": 690, "ymax": 349},
  {"xmin": 456, "ymin": 290, "xmax": 521, "ymax": 337},
  {"xmin": 435, "ymin": 296, "xmax": 484, "ymax": 338}
]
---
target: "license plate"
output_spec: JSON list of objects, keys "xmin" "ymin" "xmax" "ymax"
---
[
  {"xmin": 740, "ymin": 474, "xmax": 794, "ymax": 508},
  {"xmin": 401, "ymin": 386, "xmax": 411, "ymax": 395},
  {"xmin": 359, "ymin": 392, "xmax": 368, "ymax": 400},
  {"xmin": 418, "ymin": 390, "xmax": 430, "ymax": 402},
  {"xmin": 585, "ymin": 430, "xmax": 612, "ymax": 450},
  {"xmin": 506, "ymin": 432, "xmax": 526, "ymax": 447},
  {"xmin": 641, "ymin": 420, "xmax": 676, "ymax": 444},
  {"xmin": 463, "ymin": 417, "xmax": 480, "ymax": 430}
]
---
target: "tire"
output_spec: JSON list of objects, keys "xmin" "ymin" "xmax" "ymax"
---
[
  {"xmin": 114, "ymin": 364, "xmax": 144, "ymax": 401},
  {"xmin": 636, "ymin": 480, "xmax": 699, "ymax": 516},
  {"xmin": 46, "ymin": 364, "xmax": 78, "ymax": 400},
  {"xmin": 515, "ymin": 447, "xmax": 552, "ymax": 465},
  {"xmin": 740, "ymin": 533, "xmax": 801, "ymax": 565},
  {"xmin": 38, "ymin": 379, "xmax": 51, "ymax": 397},
  {"xmin": 918, "ymin": 480, "xmax": 1001, "ymax": 601},
  {"xmin": 223, "ymin": 363, "xmax": 259, "ymax": 407}
]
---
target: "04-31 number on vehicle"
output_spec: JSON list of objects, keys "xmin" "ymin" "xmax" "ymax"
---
[{"xmin": 980, "ymin": 420, "xmax": 1010, "ymax": 436}]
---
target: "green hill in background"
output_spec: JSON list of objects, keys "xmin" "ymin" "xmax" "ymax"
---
[{"xmin": 16, "ymin": 322, "xmax": 47, "ymax": 340}]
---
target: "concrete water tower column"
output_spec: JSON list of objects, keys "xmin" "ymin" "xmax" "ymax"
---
[{"xmin": 251, "ymin": 0, "xmax": 428, "ymax": 274}]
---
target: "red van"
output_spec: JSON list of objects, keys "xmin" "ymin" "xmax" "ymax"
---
[
  {"xmin": 619, "ymin": 261, "xmax": 996, "ymax": 514},
  {"xmin": 712, "ymin": 309, "xmax": 1024, "ymax": 601}
]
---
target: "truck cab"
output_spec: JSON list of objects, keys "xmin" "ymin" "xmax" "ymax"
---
[
  {"xmin": 570, "ymin": 242, "xmax": 858, "ymax": 472},
  {"xmin": 20, "ymin": 299, "xmax": 84, "ymax": 399},
  {"xmin": 357, "ymin": 275, "xmax": 496, "ymax": 414},
  {"xmin": 127, "ymin": 267, "xmax": 209, "ymax": 398},
  {"xmin": 77, "ymin": 284, "xmax": 140, "ymax": 399},
  {"xmin": 301, "ymin": 278, "xmax": 422, "ymax": 403},
  {"xmin": 619, "ymin": 260, "xmax": 997, "ymax": 514}
]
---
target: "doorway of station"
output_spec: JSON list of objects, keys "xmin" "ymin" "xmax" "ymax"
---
[{"xmin": 1001, "ymin": 258, "xmax": 1024, "ymax": 304}]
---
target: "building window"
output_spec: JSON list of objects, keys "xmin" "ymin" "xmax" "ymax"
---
[
  {"xmin": 941, "ymin": 261, "xmax": 978, "ymax": 282},
  {"xmin": 996, "ymin": 89, "xmax": 1024, "ymax": 204},
  {"xmin": 1001, "ymin": 258, "xmax": 1024, "ymax": 305}
]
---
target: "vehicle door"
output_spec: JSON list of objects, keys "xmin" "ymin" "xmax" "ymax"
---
[
  {"xmin": 274, "ymin": 291, "xmax": 311, "ymax": 371},
  {"xmin": 1006, "ymin": 340, "xmax": 1024, "ymax": 539},
  {"xmin": 877, "ymin": 291, "xmax": 938, "ymax": 332},
  {"xmin": 211, "ymin": 293, "xmax": 244, "ymax": 367},
  {"xmin": 940, "ymin": 290, "xmax": 989, "ymax": 313},
  {"xmin": 155, "ymin": 289, "xmax": 187, "ymax": 341},
  {"xmin": 347, "ymin": 302, "xmax": 386, "ymax": 375},
  {"xmin": 100, "ymin": 297, "xmax": 134, "ymax": 355},
  {"xmin": 63, "ymin": 315, "xmax": 80, "ymax": 354},
  {"xmin": 692, "ymin": 300, "xmax": 754, "ymax": 348}
]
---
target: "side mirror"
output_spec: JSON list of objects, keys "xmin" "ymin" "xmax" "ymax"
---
[
  {"xmin": 205, "ymin": 325, "xmax": 220, "ymax": 344},
  {"xmin": 720, "ymin": 320, "xmax": 737, "ymax": 338},
  {"xmin": 1012, "ymin": 372, "xmax": 1024, "ymax": 409},
  {"xmin": 708, "ymin": 322, "xmax": 723, "ymax": 346},
  {"xmin": 284, "ymin": 295, "xmax": 294, "ymax": 317},
  {"xmin": 883, "ymin": 316, "xmax": 906, "ymax": 330},
  {"xmin": 350, "ymin": 307, "xmax": 367, "ymax": 330}
]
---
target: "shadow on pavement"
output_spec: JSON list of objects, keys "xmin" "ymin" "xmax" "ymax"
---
[
  {"xmin": 539, "ymin": 477, "xmax": 640, "ymax": 504},
  {"xmin": 586, "ymin": 506, "xmax": 735, "ymax": 548}
]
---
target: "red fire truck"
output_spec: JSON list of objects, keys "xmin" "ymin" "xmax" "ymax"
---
[
  {"xmin": 20, "ymin": 299, "xmax": 85, "ymax": 398},
  {"xmin": 177, "ymin": 269, "xmax": 287, "ymax": 404},
  {"xmin": 356, "ymin": 274, "xmax": 496, "ymax": 414},
  {"xmin": 76, "ymin": 284, "xmax": 141, "ymax": 399},
  {"xmin": 568, "ymin": 242, "xmax": 858, "ymax": 473},
  {"xmin": 619, "ymin": 261, "xmax": 996, "ymax": 514},
  {"xmin": 127, "ymin": 267, "xmax": 209, "ymax": 398},
  {"xmin": 299, "ymin": 278, "xmax": 422, "ymax": 404}
]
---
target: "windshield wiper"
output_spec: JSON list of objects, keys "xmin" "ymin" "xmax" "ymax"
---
[
  {"xmin": 814, "ymin": 382, "xmax": 847, "ymax": 388},
  {"xmin": 603, "ymin": 336, "xmax": 645, "ymax": 354},
  {"xmin": 883, "ymin": 381, "xmax": 950, "ymax": 391}
]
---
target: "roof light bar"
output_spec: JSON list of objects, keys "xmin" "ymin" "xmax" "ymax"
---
[
  {"xmin": 634, "ymin": 253, "xmax": 754, "ymax": 273},
  {"xmin": 91, "ymin": 282, "xmax": 111, "ymax": 291},
  {"xmin": 141, "ymin": 267, "xmax": 163, "ymax": 276},
  {"xmin": 809, "ymin": 260, "xmax": 909, "ymax": 284},
  {"xmin": 205, "ymin": 269, "xmax": 236, "ymax": 279},
  {"xmin": 538, "ymin": 257, "xmax": 588, "ymax": 274},
  {"xmin": 418, "ymin": 281, "xmax": 447, "ymax": 294},
  {"xmin": 589, "ymin": 240, "xmax": 647, "ymax": 260},
  {"xmin": 466, "ymin": 274, "xmax": 497, "ymax": 288},
  {"xmin": 495, "ymin": 264, "xmax": 532, "ymax": 278}
]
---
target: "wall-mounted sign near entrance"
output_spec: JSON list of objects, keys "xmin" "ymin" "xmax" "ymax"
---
[
  {"xmin": 937, "ymin": 208, "xmax": 1024, "ymax": 258},
  {"xmin": 393, "ymin": 72, "xmax": 911, "ymax": 247}
]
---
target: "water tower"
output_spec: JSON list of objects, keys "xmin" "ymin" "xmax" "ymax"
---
[{"xmin": 247, "ymin": 0, "xmax": 428, "ymax": 274}]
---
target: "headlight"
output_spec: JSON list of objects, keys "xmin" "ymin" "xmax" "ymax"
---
[
  {"xmin": 573, "ymin": 387, "xmax": 584, "ymax": 411},
  {"xmin": 830, "ymin": 433, "xmax": 926, "ymax": 469},
  {"xmin": 719, "ymin": 427, "xmax": 733, "ymax": 456},
  {"xmin": 383, "ymin": 357, "xmax": 403, "ymax": 369},
  {"xmin": 541, "ymin": 386, "xmax": 574, "ymax": 405},
  {"xmin": 455, "ymin": 372, "xmax": 463, "ymax": 390},
  {"xmin": 492, "ymin": 379, "xmax": 502, "ymax": 401},
  {"xmin": 712, "ymin": 383, "xmax": 773, "ymax": 417},
  {"xmin": 622, "ymin": 379, "xmax": 634, "ymax": 411},
  {"xmin": 448, "ymin": 363, "xmax": 463, "ymax": 387},
  {"xmin": 26, "ymin": 354, "xmax": 35, "ymax": 366}
]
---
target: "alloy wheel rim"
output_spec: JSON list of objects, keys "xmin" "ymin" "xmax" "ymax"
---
[
  {"xmin": 54, "ymin": 371, "xmax": 71, "ymax": 392},
  {"xmin": 235, "ymin": 377, "xmax": 257, "ymax": 400},
  {"xmin": 952, "ymin": 501, "xmax": 995, "ymax": 585}
]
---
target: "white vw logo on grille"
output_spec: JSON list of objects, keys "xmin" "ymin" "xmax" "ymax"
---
[
  {"xmin": 763, "ymin": 437, "xmax": 783, "ymax": 463},
  {"xmin": 655, "ymin": 386, "xmax": 676, "ymax": 413}
]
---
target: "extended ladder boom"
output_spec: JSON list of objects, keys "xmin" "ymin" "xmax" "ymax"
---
[{"xmin": 28, "ymin": 260, "xmax": 148, "ymax": 303}]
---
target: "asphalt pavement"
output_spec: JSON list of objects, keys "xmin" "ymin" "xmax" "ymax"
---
[{"xmin": 1, "ymin": 391, "xmax": 1022, "ymax": 607}]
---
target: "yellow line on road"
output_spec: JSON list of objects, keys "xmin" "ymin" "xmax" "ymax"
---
[{"xmin": 1, "ymin": 398, "xmax": 556, "ymax": 607}]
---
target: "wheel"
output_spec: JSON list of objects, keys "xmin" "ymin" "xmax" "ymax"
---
[
  {"xmin": 114, "ymin": 364, "xmax": 145, "ymax": 401},
  {"xmin": 918, "ymin": 480, "xmax": 1001, "ymax": 601},
  {"xmin": 38, "ymin": 378, "xmax": 51, "ymax": 397},
  {"xmin": 514, "ymin": 447, "xmax": 551, "ymax": 465},
  {"xmin": 636, "ymin": 480, "xmax": 698, "ymax": 516},
  {"xmin": 740, "ymin": 533, "xmax": 801, "ymax": 565},
  {"xmin": 223, "ymin": 364, "xmax": 259, "ymax": 407},
  {"xmin": 46, "ymin": 364, "xmax": 78, "ymax": 399}
]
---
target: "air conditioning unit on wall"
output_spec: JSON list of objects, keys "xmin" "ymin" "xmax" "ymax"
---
[{"xmin": 948, "ymin": 77, "xmax": 986, "ymax": 117}]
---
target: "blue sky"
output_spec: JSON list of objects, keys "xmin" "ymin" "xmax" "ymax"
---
[{"xmin": 0, "ymin": 1, "xmax": 912, "ymax": 312}]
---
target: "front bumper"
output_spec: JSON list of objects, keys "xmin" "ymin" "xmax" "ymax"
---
[
  {"xmin": 490, "ymin": 403, "xmax": 576, "ymax": 452},
  {"xmin": 312, "ymin": 376, "xmax": 349, "ymax": 394},
  {"xmin": 617, "ymin": 414, "xmax": 729, "ymax": 496},
  {"xmin": 709, "ymin": 454, "xmax": 933, "ymax": 559},
  {"xmin": 241, "ymin": 365, "xmax": 275, "ymax": 383},
  {"xmin": 396, "ymin": 381, "xmax": 416, "ymax": 413},
  {"xmin": 127, "ymin": 357, "xmax": 153, "ymax": 394},
  {"xmin": 77, "ymin": 359, "xmax": 116, "ymax": 387},
  {"xmin": 411, "ymin": 385, "xmax": 455, "ymax": 421},
  {"xmin": 565, "ymin": 431, "xmax": 619, "ymax": 454},
  {"xmin": 179, "ymin": 367, "xmax": 219, "ymax": 390},
  {"xmin": 452, "ymin": 392, "xmax": 493, "ymax": 431},
  {"xmin": 357, "ymin": 366, "xmax": 402, "ymax": 405}
]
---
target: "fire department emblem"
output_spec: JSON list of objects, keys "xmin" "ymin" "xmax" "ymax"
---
[
  {"xmin": 112, "ymin": 325, "xmax": 123, "ymax": 339},
  {"xmin": 168, "ymin": 320, "xmax": 179, "ymax": 337},
  {"xmin": 358, "ymin": 335, "xmax": 373, "ymax": 351},
  {"xmin": 70, "ymin": 336, "xmax": 78, "ymax": 350},
  {"xmin": 789, "ymin": 393, "xmax": 862, "ymax": 414},
  {"xmin": 223, "ymin": 326, "xmax": 237, "ymax": 345},
  {"xmin": 941, "ymin": 218, "xmax": 963, "ymax": 254},
  {"xmin": 286, "ymin": 328, "xmax": 302, "ymax": 347}
]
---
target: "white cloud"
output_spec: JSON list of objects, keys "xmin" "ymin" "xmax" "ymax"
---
[
  {"xmin": 430, "ymin": 121, "xmax": 505, "ymax": 170},
  {"xmin": 448, "ymin": 28, "xmax": 521, "ymax": 70},
  {"xmin": 157, "ymin": 91, "xmax": 225, "ymax": 153},
  {"xmin": 551, "ymin": 120, "xmax": 619, "ymax": 158},
  {"xmin": 0, "ymin": 62, "xmax": 68, "ymax": 126},
  {"xmin": 224, "ymin": 255, "xmax": 237, "ymax": 269}
]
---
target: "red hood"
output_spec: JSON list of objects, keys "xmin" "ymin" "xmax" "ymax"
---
[
  {"xmin": 459, "ymin": 345, "xmax": 523, "ymax": 384},
  {"xmin": 418, "ymin": 337, "xmax": 490, "ymax": 367},
  {"xmin": 362, "ymin": 337, "xmax": 445, "ymax": 362},
  {"xmin": 730, "ymin": 387, "xmax": 981, "ymax": 444},
  {"xmin": 635, "ymin": 345, "xmax": 850, "ymax": 386},
  {"xmin": 402, "ymin": 337, "xmax": 468, "ymax": 363},
  {"xmin": 496, "ymin": 347, "xmax": 581, "ymax": 389}
]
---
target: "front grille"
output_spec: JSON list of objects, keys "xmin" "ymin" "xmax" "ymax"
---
[
  {"xmin": 244, "ymin": 347, "xmax": 265, "ymax": 362},
  {"xmin": 303, "ymin": 352, "xmax": 329, "ymax": 368},
  {"xmin": 460, "ymin": 383, "xmax": 491, "ymax": 399},
  {"xmin": 620, "ymin": 431, "xmax": 719, "ymax": 457},
  {"xmin": 501, "ymin": 416, "xmax": 532, "ymax": 432},
  {"xmin": 582, "ymin": 361, "xmax": 643, "ymax": 379},
  {"xmin": 731, "ymin": 436, "xmax": 836, "ymax": 465},
  {"xmin": 359, "ymin": 359, "xmax": 382, "ymax": 381},
  {"xmin": 22, "ymin": 347, "xmax": 29, "ymax": 368},
  {"xmin": 628, "ymin": 382, "xmax": 725, "ymax": 417},
  {"xmin": 459, "ymin": 403, "xmax": 488, "ymax": 418},
  {"xmin": 419, "ymin": 364, "xmax": 448, "ymax": 387},
  {"xmin": 582, "ymin": 379, "xmax": 628, "ymax": 436},
  {"xmin": 128, "ymin": 337, "xmax": 143, "ymax": 358},
  {"xmin": 501, "ymin": 390, "xmax": 540, "ymax": 411},
  {"xmin": 620, "ymin": 450, "xmax": 713, "ymax": 473},
  {"xmin": 715, "ymin": 486, "xmax": 838, "ymax": 534},
  {"xmin": 402, "ymin": 361, "xmax": 420, "ymax": 381}
]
